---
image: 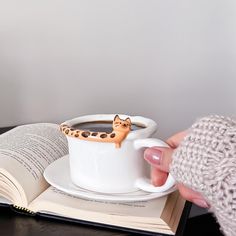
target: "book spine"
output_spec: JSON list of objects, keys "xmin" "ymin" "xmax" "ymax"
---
[{"xmin": 12, "ymin": 204, "xmax": 36, "ymax": 216}]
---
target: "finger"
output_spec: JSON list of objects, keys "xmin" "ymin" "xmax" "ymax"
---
[
  {"xmin": 144, "ymin": 147, "xmax": 173, "ymax": 172},
  {"xmin": 177, "ymin": 183, "xmax": 209, "ymax": 208},
  {"xmin": 166, "ymin": 130, "xmax": 188, "ymax": 148},
  {"xmin": 151, "ymin": 166, "xmax": 168, "ymax": 186}
]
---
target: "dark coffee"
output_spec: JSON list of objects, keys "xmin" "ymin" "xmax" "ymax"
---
[{"xmin": 72, "ymin": 121, "xmax": 145, "ymax": 133}]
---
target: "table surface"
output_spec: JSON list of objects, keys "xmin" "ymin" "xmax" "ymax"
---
[{"xmin": 0, "ymin": 127, "xmax": 223, "ymax": 236}]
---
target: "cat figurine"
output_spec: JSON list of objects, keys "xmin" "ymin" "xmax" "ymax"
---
[{"xmin": 60, "ymin": 115, "xmax": 131, "ymax": 148}]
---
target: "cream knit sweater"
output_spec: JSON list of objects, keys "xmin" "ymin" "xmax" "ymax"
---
[{"xmin": 170, "ymin": 115, "xmax": 236, "ymax": 236}]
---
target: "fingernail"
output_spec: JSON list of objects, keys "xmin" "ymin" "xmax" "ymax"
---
[
  {"xmin": 144, "ymin": 148, "xmax": 163, "ymax": 167},
  {"xmin": 192, "ymin": 199, "xmax": 209, "ymax": 208}
]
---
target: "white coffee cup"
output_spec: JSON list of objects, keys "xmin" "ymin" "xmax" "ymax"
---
[{"xmin": 60, "ymin": 114, "xmax": 175, "ymax": 194}]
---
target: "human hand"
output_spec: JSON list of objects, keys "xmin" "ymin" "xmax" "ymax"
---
[{"xmin": 144, "ymin": 131, "xmax": 209, "ymax": 208}]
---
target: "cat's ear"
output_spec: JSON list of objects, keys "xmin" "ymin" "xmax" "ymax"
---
[
  {"xmin": 114, "ymin": 115, "xmax": 120, "ymax": 121},
  {"xmin": 125, "ymin": 117, "xmax": 131, "ymax": 124}
]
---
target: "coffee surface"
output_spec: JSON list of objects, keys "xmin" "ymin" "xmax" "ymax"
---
[{"xmin": 72, "ymin": 121, "xmax": 145, "ymax": 133}]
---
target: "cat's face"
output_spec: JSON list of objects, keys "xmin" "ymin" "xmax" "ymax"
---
[{"xmin": 113, "ymin": 115, "xmax": 131, "ymax": 132}]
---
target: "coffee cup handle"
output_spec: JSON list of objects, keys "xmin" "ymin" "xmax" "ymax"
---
[{"xmin": 134, "ymin": 138, "xmax": 176, "ymax": 193}]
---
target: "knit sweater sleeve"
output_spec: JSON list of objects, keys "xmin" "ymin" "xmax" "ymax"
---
[{"xmin": 170, "ymin": 115, "xmax": 236, "ymax": 236}]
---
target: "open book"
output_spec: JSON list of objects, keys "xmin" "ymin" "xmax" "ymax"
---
[{"xmin": 0, "ymin": 124, "xmax": 189, "ymax": 235}]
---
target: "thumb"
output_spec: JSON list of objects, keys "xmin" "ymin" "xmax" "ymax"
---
[{"xmin": 144, "ymin": 147, "xmax": 173, "ymax": 172}]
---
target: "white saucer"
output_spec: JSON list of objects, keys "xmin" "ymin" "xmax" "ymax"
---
[{"xmin": 44, "ymin": 155, "xmax": 176, "ymax": 202}]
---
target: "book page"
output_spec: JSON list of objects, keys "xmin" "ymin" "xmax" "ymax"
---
[
  {"xmin": 0, "ymin": 124, "xmax": 68, "ymax": 206},
  {"xmin": 0, "ymin": 173, "xmax": 19, "ymax": 203},
  {"xmin": 0, "ymin": 196, "xmax": 11, "ymax": 205},
  {"xmin": 29, "ymin": 187, "xmax": 174, "ymax": 234},
  {"xmin": 30, "ymin": 186, "xmax": 166, "ymax": 218}
]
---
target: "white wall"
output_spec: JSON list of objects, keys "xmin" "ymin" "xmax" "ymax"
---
[{"xmin": 0, "ymin": 0, "xmax": 235, "ymax": 139}]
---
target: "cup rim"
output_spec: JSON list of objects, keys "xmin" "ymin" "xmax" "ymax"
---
[{"xmin": 60, "ymin": 114, "xmax": 157, "ymax": 140}]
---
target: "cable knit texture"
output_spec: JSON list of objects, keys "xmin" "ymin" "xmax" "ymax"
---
[{"xmin": 170, "ymin": 115, "xmax": 236, "ymax": 236}]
